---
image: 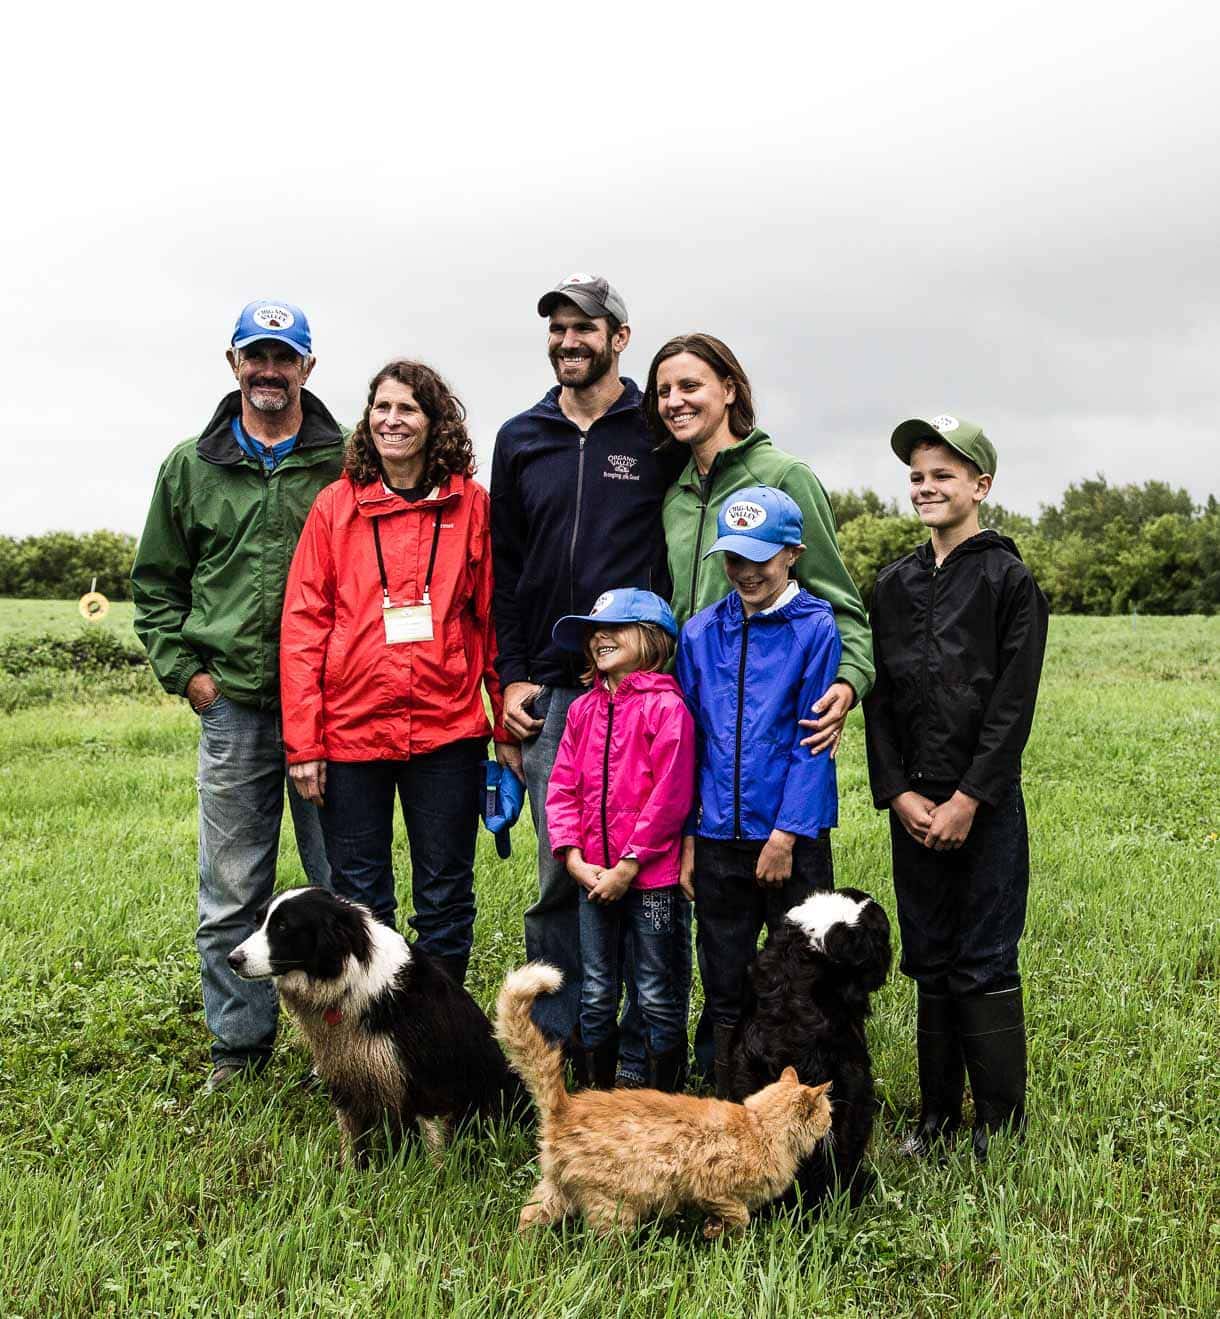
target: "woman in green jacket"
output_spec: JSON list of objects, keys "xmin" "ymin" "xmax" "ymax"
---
[{"xmin": 645, "ymin": 332, "xmax": 873, "ymax": 756}]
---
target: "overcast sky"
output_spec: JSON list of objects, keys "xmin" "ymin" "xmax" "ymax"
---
[{"xmin": 3, "ymin": 1, "xmax": 1217, "ymax": 538}]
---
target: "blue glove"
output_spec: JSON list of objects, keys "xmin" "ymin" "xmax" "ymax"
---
[{"xmin": 482, "ymin": 761, "xmax": 525, "ymax": 859}]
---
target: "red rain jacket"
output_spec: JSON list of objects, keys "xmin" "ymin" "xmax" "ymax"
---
[{"xmin": 280, "ymin": 473, "xmax": 509, "ymax": 763}]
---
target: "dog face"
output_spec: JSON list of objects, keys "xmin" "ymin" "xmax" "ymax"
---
[
  {"xmin": 784, "ymin": 888, "xmax": 892, "ymax": 991},
  {"xmin": 228, "ymin": 887, "xmax": 373, "ymax": 982}
]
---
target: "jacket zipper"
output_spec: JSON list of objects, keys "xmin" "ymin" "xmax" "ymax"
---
[
  {"xmin": 916, "ymin": 562, "xmax": 941, "ymax": 781},
  {"xmin": 568, "ymin": 432, "xmax": 587, "ymax": 612},
  {"xmin": 601, "ymin": 697, "xmax": 615, "ymax": 867},
  {"xmin": 689, "ymin": 496, "xmax": 708, "ymax": 611},
  {"xmin": 733, "ymin": 617, "xmax": 751, "ymax": 838}
]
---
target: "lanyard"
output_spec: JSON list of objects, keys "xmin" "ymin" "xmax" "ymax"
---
[{"xmin": 372, "ymin": 508, "xmax": 443, "ymax": 606}]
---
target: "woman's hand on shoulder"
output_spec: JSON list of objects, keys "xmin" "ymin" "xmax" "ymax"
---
[{"xmin": 798, "ymin": 680, "xmax": 854, "ymax": 758}]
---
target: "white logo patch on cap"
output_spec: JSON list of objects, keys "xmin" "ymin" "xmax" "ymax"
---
[
  {"xmin": 253, "ymin": 304, "xmax": 295, "ymax": 331},
  {"xmin": 563, "ymin": 273, "xmax": 593, "ymax": 285},
  {"xmin": 591, "ymin": 591, "xmax": 615, "ymax": 614},
  {"xmin": 724, "ymin": 500, "xmax": 768, "ymax": 531},
  {"xmin": 931, "ymin": 414, "xmax": 959, "ymax": 433}
]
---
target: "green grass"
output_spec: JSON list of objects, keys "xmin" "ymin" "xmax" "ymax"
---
[
  {"xmin": 0, "ymin": 610, "xmax": 1216, "ymax": 1317},
  {"xmin": 0, "ymin": 596, "xmax": 139, "ymax": 645}
]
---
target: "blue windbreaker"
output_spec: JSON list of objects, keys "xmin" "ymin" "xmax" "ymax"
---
[{"xmin": 676, "ymin": 588, "xmax": 841, "ymax": 841}]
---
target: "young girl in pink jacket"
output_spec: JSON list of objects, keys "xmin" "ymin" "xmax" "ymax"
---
[{"xmin": 545, "ymin": 588, "xmax": 696, "ymax": 1093}]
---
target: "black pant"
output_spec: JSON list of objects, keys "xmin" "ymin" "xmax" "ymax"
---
[
  {"xmin": 890, "ymin": 780, "xmax": 1029, "ymax": 997},
  {"xmin": 693, "ymin": 835, "xmax": 834, "ymax": 1077},
  {"xmin": 320, "ymin": 739, "xmax": 483, "ymax": 958}
]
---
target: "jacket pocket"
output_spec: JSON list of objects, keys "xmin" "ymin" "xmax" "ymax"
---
[
  {"xmin": 324, "ymin": 624, "xmax": 351, "ymax": 689},
  {"xmin": 443, "ymin": 617, "xmax": 469, "ymax": 691}
]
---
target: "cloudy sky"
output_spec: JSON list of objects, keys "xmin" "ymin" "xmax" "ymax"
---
[{"xmin": 3, "ymin": 1, "xmax": 1217, "ymax": 537}]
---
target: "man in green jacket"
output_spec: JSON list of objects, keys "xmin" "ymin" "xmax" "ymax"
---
[{"xmin": 132, "ymin": 299, "xmax": 344, "ymax": 1094}]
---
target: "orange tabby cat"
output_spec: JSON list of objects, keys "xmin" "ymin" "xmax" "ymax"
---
[{"xmin": 495, "ymin": 963, "xmax": 832, "ymax": 1237}]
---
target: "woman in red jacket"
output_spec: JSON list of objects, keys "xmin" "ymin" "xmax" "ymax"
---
[{"xmin": 281, "ymin": 360, "xmax": 518, "ymax": 987}]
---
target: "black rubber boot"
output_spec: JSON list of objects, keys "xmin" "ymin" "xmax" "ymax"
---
[
  {"xmin": 646, "ymin": 1044, "xmax": 688, "ymax": 1094},
  {"xmin": 956, "ymin": 986, "xmax": 1027, "ymax": 1162},
  {"xmin": 899, "ymin": 991, "xmax": 965, "ymax": 1158},
  {"xmin": 431, "ymin": 954, "xmax": 469, "ymax": 989},
  {"xmin": 570, "ymin": 1031, "xmax": 619, "ymax": 1090},
  {"xmin": 712, "ymin": 1023, "xmax": 736, "ymax": 1100}
]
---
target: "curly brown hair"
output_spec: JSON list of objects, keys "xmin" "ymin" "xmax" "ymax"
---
[
  {"xmin": 642, "ymin": 333, "xmax": 756, "ymax": 446},
  {"xmin": 344, "ymin": 360, "xmax": 475, "ymax": 488}
]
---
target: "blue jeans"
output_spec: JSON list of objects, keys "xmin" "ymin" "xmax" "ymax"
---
[
  {"xmin": 578, "ymin": 887, "xmax": 687, "ymax": 1056},
  {"xmin": 521, "ymin": 685, "xmax": 585, "ymax": 1042},
  {"xmin": 319, "ymin": 739, "xmax": 484, "ymax": 957},
  {"xmin": 890, "ymin": 780, "xmax": 1029, "ymax": 996},
  {"xmin": 197, "ymin": 694, "xmax": 331, "ymax": 1070}
]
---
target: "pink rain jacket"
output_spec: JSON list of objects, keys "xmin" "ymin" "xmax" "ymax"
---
[{"xmin": 545, "ymin": 670, "xmax": 696, "ymax": 890}]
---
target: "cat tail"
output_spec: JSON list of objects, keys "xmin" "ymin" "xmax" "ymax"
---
[{"xmin": 495, "ymin": 963, "xmax": 569, "ymax": 1120}]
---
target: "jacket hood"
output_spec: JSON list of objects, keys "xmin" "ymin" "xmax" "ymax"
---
[
  {"xmin": 196, "ymin": 389, "xmax": 345, "ymax": 466},
  {"xmin": 351, "ymin": 471, "xmax": 467, "ymax": 519},
  {"xmin": 523, "ymin": 377, "xmax": 643, "ymax": 425},
  {"xmin": 675, "ymin": 426, "xmax": 772, "ymax": 492},
  {"xmin": 590, "ymin": 669, "xmax": 685, "ymax": 700},
  {"xmin": 914, "ymin": 529, "xmax": 1024, "ymax": 567}
]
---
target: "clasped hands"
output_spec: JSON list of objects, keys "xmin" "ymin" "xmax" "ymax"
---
[{"xmin": 564, "ymin": 848, "xmax": 639, "ymax": 903}]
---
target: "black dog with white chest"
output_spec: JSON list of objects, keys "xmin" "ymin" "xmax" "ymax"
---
[
  {"xmin": 229, "ymin": 887, "xmax": 527, "ymax": 1164},
  {"xmin": 726, "ymin": 888, "xmax": 892, "ymax": 1210}
]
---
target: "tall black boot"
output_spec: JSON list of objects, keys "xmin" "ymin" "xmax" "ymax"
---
[
  {"xmin": 899, "ymin": 991, "xmax": 965, "ymax": 1158},
  {"xmin": 570, "ymin": 1030, "xmax": 619, "ymax": 1090},
  {"xmin": 712, "ymin": 1023, "xmax": 736, "ymax": 1100},
  {"xmin": 956, "ymin": 986, "xmax": 1027, "ymax": 1162},
  {"xmin": 646, "ymin": 1044, "xmax": 688, "ymax": 1094},
  {"xmin": 431, "ymin": 953, "xmax": 469, "ymax": 989}
]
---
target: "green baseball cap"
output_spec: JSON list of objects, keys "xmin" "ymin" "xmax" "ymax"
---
[{"xmin": 891, "ymin": 414, "xmax": 997, "ymax": 477}]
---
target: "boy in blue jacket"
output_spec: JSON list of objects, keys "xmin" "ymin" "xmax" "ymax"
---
[{"xmin": 676, "ymin": 485, "xmax": 841, "ymax": 1096}]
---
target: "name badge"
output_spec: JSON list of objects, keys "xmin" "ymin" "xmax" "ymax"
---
[{"xmin": 383, "ymin": 598, "xmax": 434, "ymax": 644}]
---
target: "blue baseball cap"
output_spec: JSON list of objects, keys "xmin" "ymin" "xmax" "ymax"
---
[
  {"xmin": 231, "ymin": 299, "xmax": 312, "ymax": 356},
  {"xmin": 703, "ymin": 486, "xmax": 805, "ymax": 563},
  {"xmin": 552, "ymin": 587, "xmax": 678, "ymax": 653}
]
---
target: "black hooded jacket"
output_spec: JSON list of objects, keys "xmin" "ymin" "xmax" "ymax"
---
[{"xmin": 863, "ymin": 531, "xmax": 1049, "ymax": 809}]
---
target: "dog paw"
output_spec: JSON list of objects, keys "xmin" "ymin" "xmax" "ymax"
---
[{"xmin": 702, "ymin": 1216, "xmax": 725, "ymax": 1239}]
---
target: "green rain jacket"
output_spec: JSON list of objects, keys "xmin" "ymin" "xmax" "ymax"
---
[
  {"xmin": 131, "ymin": 389, "xmax": 345, "ymax": 709},
  {"xmin": 662, "ymin": 427, "xmax": 874, "ymax": 700}
]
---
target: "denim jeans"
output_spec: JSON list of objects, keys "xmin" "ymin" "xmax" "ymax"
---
[
  {"xmin": 692, "ymin": 834, "xmax": 835, "ymax": 1079},
  {"xmin": 890, "ymin": 780, "xmax": 1029, "ymax": 996},
  {"xmin": 197, "ymin": 694, "xmax": 331, "ymax": 1069},
  {"xmin": 578, "ymin": 886, "xmax": 687, "ymax": 1056},
  {"xmin": 520, "ymin": 685, "xmax": 585, "ymax": 1042},
  {"xmin": 319, "ymin": 739, "xmax": 484, "ymax": 958}
]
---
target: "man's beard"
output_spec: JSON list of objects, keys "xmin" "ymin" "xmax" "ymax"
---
[
  {"xmin": 549, "ymin": 342, "xmax": 614, "ymax": 390},
  {"xmin": 247, "ymin": 379, "xmax": 292, "ymax": 412}
]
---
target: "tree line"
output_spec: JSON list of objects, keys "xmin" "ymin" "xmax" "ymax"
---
[{"xmin": 1, "ymin": 477, "xmax": 1217, "ymax": 614}]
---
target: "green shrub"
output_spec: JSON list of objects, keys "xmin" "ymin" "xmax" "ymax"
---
[{"xmin": 0, "ymin": 629, "xmax": 148, "ymax": 678}]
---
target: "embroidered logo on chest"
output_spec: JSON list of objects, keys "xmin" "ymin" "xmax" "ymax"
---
[{"xmin": 602, "ymin": 453, "xmax": 640, "ymax": 482}]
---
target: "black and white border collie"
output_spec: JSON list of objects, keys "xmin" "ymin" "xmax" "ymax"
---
[
  {"xmin": 229, "ymin": 887, "xmax": 527, "ymax": 1164},
  {"xmin": 727, "ymin": 888, "xmax": 892, "ymax": 1210}
]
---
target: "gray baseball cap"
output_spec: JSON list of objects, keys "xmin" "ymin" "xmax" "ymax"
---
[{"xmin": 537, "ymin": 272, "xmax": 629, "ymax": 324}]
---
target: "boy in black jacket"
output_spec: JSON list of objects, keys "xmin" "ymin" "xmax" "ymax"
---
[{"xmin": 864, "ymin": 415, "xmax": 1048, "ymax": 1161}]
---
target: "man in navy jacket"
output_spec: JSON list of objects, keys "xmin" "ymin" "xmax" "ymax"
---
[{"xmin": 491, "ymin": 273, "xmax": 683, "ymax": 1047}]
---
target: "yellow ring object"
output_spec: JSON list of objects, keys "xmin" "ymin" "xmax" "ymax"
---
[{"xmin": 79, "ymin": 591, "xmax": 110, "ymax": 621}]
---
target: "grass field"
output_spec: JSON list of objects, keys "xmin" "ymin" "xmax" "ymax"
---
[{"xmin": 0, "ymin": 608, "xmax": 1216, "ymax": 1317}]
